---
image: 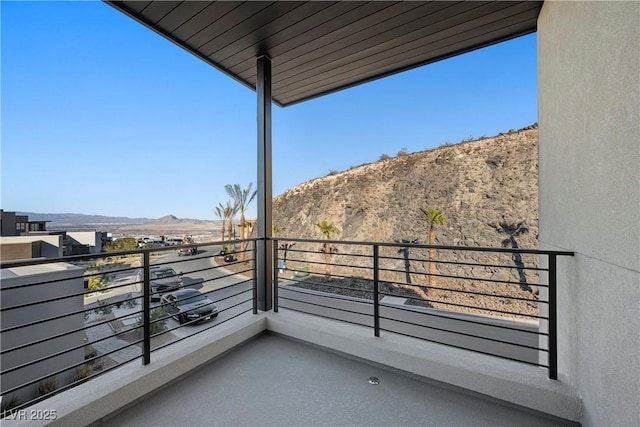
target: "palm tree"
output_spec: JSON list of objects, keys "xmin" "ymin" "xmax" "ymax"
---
[
  {"xmin": 491, "ymin": 220, "xmax": 531, "ymax": 292},
  {"xmin": 316, "ymin": 220, "xmax": 339, "ymax": 279},
  {"xmin": 225, "ymin": 183, "xmax": 257, "ymax": 240},
  {"xmin": 225, "ymin": 200, "xmax": 239, "ymax": 248},
  {"xmin": 244, "ymin": 219, "xmax": 256, "ymax": 238},
  {"xmin": 213, "ymin": 203, "xmax": 226, "ymax": 241},
  {"xmin": 225, "ymin": 183, "xmax": 257, "ymax": 261},
  {"xmin": 419, "ymin": 207, "xmax": 447, "ymax": 288},
  {"xmin": 214, "ymin": 201, "xmax": 236, "ymax": 254}
]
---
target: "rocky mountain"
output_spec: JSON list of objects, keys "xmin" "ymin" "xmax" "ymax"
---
[
  {"xmin": 274, "ymin": 125, "xmax": 538, "ymax": 247},
  {"xmin": 117, "ymin": 215, "xmax": 220, "ymax": 233},
  {"xmin": 272, "ymin": 125, "xmax": 540, "ymax": 317},
  {"xmin": 18, "ymin": 212, "xmax": 151, "ymax": 230},
  {"xmin": 17, "ymin": 212, "xmax": 220, "ymax": 235}
]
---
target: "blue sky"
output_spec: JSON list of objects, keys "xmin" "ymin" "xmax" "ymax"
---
[{"xmin": 1, "ymin": 1, "xmax": 537, "ymax": 220}]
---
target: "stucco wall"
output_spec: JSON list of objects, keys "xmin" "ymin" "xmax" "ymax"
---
[{"xmin": 538, "ymin": 2, "xmax": 640, "ymax": 426}]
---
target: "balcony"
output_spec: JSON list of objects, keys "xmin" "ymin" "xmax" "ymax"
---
[
  {"xmin": 1, "ymin": 2, "xmax": 636, "ymax": 426},
  {"xmin": 0, "ymin": 238, "xmax": 579, "ymax": 425}
]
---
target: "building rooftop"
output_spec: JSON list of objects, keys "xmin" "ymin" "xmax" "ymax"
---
[{"xmin": 0, "ymin": 262, "xmax": 80, "ymax": 280}]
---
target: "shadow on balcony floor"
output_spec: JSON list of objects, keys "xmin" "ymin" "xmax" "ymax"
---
[{"xmin": 101, "ymin": 333, "xmax": 569, "ymax": 427}]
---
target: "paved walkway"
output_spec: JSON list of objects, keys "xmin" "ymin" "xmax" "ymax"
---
[{"xmin": 85, "ymin": 316, "xmax": 141, "ymax": 365}]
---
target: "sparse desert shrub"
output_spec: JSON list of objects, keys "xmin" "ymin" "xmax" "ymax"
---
[
  {"xmin": 1, "ymin": 395, "xmax": 21, "ymax": 412},
  {"xmin": 73, "ymin": 364, "xmax": 91, "ymax": 381},
  {"xmin": 135, "ymin": 307, "xmax": 168, "ymax": 336},
  {"xmin": 150, "ymin": 307, "xmax": 168, "ymax": 334},
  {"xmin": 379, "ymin": 153, "xmax": 391, "ymax": 161},
  {"xmin": 397, "ymin": 148, "xmax": 409, "ymax": 157},
  {"xmin": 104, "ymin": 237, "xmax": 138, "ymax": 252},
  {"xmin": 93, "ymin": 300, "xmax": 113, "ymax": 316},
  {"xmin": 328, "ymin": 169, "xmax": 339, "ymax": 176},
  {"xmin": 87, "ymin": 273, "xmax": 107, "ymax": 291},
  {"xmin": 122, "ymin": 297, "xmax": 138, "ymax": 309},
  {"xmin": 37, "ymin": 377, "xmax": 58, "ymax": 396}
]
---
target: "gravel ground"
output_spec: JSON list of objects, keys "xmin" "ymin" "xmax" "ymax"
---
[{"xmin": 216, "ymin": 254, "xmax": 539, "ymax": 320}]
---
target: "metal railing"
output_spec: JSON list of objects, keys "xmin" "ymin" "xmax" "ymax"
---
[
  {"xmin": 273, "ymin": 237, "xmax": 573, "ymax": 379},
  {"xmin": 1, "ymin": 235, "xmax": 573, "ymax": 414},
  {"xmin": 0, "ymin": 239, "xmax": 256, "ymax": 416}
]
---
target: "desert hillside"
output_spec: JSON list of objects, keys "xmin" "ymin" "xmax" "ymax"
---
[
  {"xmin": 274, "ymin": 125, "xmax": 538, "ymax": 248},
  {"xmin": 272, "ymin": 125, "xmax": 540, "ymax": 317}
]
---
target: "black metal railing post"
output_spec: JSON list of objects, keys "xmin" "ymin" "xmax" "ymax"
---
[
  {"xmin": 142, "ymin": 251, "xmax": 151, "ymax": 365},
  {"xmin": 548, "ymin": 254, "xmax": 558, "ymax": 380},
  {"xmin": 273, "ymin": 239, "xmax": 279, "ymax": 312},
  {"xmin": 252, "ymin": 240, "xmax": 258, "ymax": 315},
  {"xmin": 373, "ymin": 244, "xmax": 380, "ymax": 337}
]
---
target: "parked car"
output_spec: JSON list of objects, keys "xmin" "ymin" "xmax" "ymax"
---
[
  {"xmin": 160, "ymin": 289, "xmax": 219, "ymax": 324},
  {"xmin": 177, "ymin": 245, "xmax": 197, "ymax": 256},
  {"xmin": 144, "ymin": 267, "xmax": 184, "ymax": 300}
]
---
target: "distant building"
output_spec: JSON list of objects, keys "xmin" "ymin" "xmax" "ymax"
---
[
  {"xmin": 0, "ymin": 210, "xmax": 50, "ymax": 237},
  {"xmin": 0, "ymin": 211, "xmax": 107, "ymax": 260},
  {"xmin": 65, "ymin": 231, "xmax": 107, "ymax": 255}
]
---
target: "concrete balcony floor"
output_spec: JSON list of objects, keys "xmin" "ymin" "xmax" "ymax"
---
[
  {"xmin": 7, "ymin": 311, "xmax": 579, "ymax": 426},
  {"xmin": 101, "ymin": 333, "xmax": 570, "ymax": 427}
]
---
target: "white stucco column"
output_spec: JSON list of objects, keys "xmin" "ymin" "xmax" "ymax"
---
[{"xmin": 538, "ymin": 2, "xmax": 640, "ymax": 426}]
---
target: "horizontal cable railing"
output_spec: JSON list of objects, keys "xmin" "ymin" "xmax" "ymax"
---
[
  {"xmin": 273, "ymin": 237, "xmax": 573, "ymax": 379},
  {"xmin": 1, "ymin": 235, "xmax": 573, "ymax": 413},
  {"xmin": 0, "ymin": 239, "xmax": 257, "ymax": 416}
]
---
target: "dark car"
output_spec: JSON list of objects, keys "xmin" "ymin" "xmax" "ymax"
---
[
  {"xmin": 160, "ymin": 289, "xmax": 219, "ymax": 324},
  {"xmin": 147, "ymin": 267, "xmax": 183, "ymax": 300}
]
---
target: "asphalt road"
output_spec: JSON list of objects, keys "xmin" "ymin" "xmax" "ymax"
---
[
  {"xmin": 156, "ymin": 246, "xmax": 254, "ymax": 338},
  {"xmin": 156, "ymin": 246, "xmax": 250, "ymax": 292},
  {"xmin": 85, "ymin": 245, "xmax": 248, "ymax": 302},
  {"xmin": 83, "ymin": 245, "xmax": 254, "ymax": 342}
]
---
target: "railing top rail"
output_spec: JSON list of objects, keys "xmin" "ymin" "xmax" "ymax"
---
[
  {"xmin": 269, "ymin": 237, "xmax": 574, "ymax": 256},
  {"xmin": 0, "ymin": 237, "xmax": 260, "ymax": 269},
  {"xmin": 0, "ymin": 236, "xmax": 573, "ymax": 269}
]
